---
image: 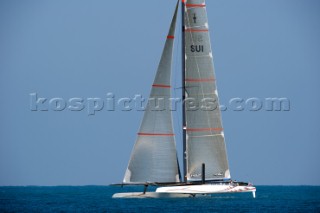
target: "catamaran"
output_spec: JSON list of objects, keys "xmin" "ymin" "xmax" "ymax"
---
[{"xmin": 112, "ymin": 0, "xmax": 256, "ymax": 198}]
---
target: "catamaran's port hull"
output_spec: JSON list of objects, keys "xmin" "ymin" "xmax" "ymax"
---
[{"xmin": 112, "ymin": 192, "xmax": 191, "ymax": 198}]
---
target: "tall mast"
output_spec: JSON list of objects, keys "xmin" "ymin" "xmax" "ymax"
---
[{"xmin": 181, "ymin": 0, "xmax": 187, "ymax": 183}]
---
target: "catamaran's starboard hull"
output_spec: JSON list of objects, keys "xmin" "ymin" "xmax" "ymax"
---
[{"xmin": 156, "ymin": 184, "xmax": 256, "ymax": 196}]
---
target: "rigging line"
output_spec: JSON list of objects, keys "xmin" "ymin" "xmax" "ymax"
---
[
  {"xmin": 173, "ymin": 8, "xmax": 183, "ymax": 148},
  {"xmin": 173, "ymin": 7, "xmax": 183, "ymax": 182},
  {"xmin": 184, "ymin": 3, "xmax": 214, "ymax": 135}
]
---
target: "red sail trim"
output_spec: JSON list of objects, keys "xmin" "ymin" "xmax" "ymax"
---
[
  {"xmin": 185, "ymin": 28, "xmax": 209, "ymax": 32},
  {"xmin": 167, "ymin": 35, "xmax": 175, "ymax": 39},
  {"xmin": 152, "ymin": 84, "xmax": 171, "ymax": 88},
  {"xmin": 186, "ymin": 128, "xmax": 223, "ymax": 132},
  {"xmin": 138, "ymin": 133, "xmax": 175, "ymax": 136},
  {"xmin": 182, "ymin": 0, "xmax": 186, "ymax": 3},
  {"xmin": 186, "ymin": 4, "xmax": 206, "ymax": 8},
  {"xmin": 185, "ymin": 78, "xmax": 215, "ymax": 82}
]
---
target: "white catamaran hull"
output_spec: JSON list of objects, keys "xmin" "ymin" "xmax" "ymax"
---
[
  {"xmin": 112, "ymin": 183, "xmax": 256, "ymax": 198},
  {"xmin": 156, "ymin": 184, "xmax": 256, "ymax": 198},
  {"xmin": 112, "ymin": 192, "xmax": 191, "ymax": 198}
]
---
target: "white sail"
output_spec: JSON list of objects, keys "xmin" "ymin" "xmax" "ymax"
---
[
  {"xmin": 123, "ymin": 2, "xmax": 180, "ymax": 183},
  {"xmin": 183, "ymin": 0, "xmax": 231, "ymax": 181}
]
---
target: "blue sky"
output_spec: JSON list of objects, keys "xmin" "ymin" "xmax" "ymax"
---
[{"xmin": 0, "ymin": 0, "xmax": 319, "ymax": 186}]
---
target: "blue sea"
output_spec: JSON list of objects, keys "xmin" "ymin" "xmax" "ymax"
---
[{"xmin": 0, "ymin": 186, "xmax": 319, "ymax": 212}]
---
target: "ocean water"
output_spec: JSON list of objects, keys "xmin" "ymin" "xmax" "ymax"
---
[{"xmin": 0, "ymin": 186, "xmax": 319, "ymax": 212}]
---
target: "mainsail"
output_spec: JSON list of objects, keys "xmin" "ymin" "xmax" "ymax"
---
[
  {"xmin": 123, "ymin": 2, "xmax": 180, "ymax": 183},
  {"xmin": 183, "ymin": 0, "xmax": 231, "ymax": 181}
]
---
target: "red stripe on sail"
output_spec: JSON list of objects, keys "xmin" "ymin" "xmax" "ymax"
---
[
  {"xmin": 186, "ymin": 4, "xmax": 206, "ymax": 8},
  {"xmin": 152, "ymin": 84, "xmax": 171, "ymax": 88},
  {"xmin": 167, "ymin": 35, "xmax": 174, "ymax": 39},
  {"xmin": 185, "ymin": 29, "xmax": 208, "ymax": 32},
  {"xmin": 138, "ymin": 133, "xmax": 175, "ymax": 136},
  {"xmin": 186, "ymin": 128, "xmax": 223, "ymax": 132},
  {"xmin": 185, "ymin": 78, "xmax": 215, "ymax": 82}
]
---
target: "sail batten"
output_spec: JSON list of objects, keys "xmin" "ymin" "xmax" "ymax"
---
[
  {"xmin": 123, "ymin": 1, "xmax": 180, "ymax": 184},
  {"xmin": 138, "ymin": 133, "xmax": 175, "ymax": 136}
]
